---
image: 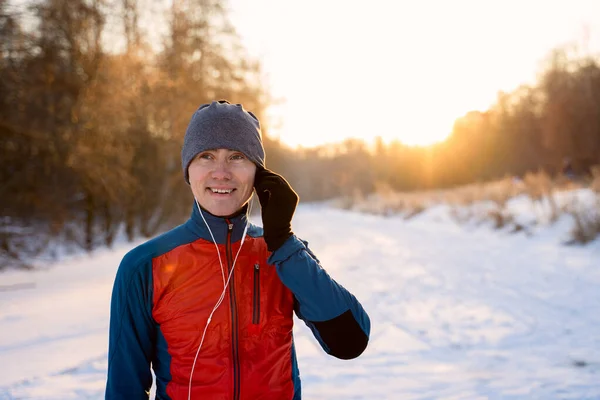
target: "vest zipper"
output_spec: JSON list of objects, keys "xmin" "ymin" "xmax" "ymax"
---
[
  {"xmin": 226, "ymin": 220, "xmax": 241, "ymax": 400},
  {"xmin": 253, "ymin": 264, "xmax": 260, "ymax": 324}
]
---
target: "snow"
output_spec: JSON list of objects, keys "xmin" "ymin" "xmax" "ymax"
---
[{"xmin": 1, "ymin": 198, "xmax": 599, "ymax": 399}]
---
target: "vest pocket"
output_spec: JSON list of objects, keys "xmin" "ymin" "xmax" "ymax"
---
[{"xmin": 252, "ymin": 263, "xmax": 260, "ymax": 324}]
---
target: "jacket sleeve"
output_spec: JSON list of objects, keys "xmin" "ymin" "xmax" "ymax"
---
[
  {"xmin": 268, "ymin": 235, "xmax": 370, "ymax": 359},
  {"xmin": 105, "ymin": 252, "xmax": 156, "ymax": 399}
]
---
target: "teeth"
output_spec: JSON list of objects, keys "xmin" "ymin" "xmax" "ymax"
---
[{"xmin": 211, "ymin": 188, "xmax": 233, "ymax": 194}]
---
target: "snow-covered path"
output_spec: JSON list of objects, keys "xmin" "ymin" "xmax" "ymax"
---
[{"xmin": 1, "ymin": 205, "xmax": 599, "ymax": 399}]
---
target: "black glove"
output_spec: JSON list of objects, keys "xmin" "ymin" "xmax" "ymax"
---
[{"xmin": 254, "ymin": 167, "xmax": 299, "ymax": 252}]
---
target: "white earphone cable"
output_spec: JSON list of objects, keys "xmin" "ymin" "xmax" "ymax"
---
[
  {"xmin": 187, "ymin": 197, "xmax": 253, "ymax": 400},
  {"xmin": 195, "ymin": 198, "xmax": 227, "ymax": 287}
]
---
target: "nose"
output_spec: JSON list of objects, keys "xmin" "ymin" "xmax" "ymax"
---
[{"xmin": 210, "ymin": 158, "xmax": 232, "ymax": 180}]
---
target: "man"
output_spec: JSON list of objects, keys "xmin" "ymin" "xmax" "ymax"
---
[{"xmin": 105, "ymin": 100, "xmax": 371, "ymax": 399}]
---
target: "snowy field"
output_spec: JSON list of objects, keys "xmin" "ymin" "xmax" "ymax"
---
[{"xmin": 0, "ymin": 201, "xmax": 599, "ymax": 399}]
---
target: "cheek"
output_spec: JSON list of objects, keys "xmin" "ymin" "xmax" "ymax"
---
[
  {"xmin": 236, "ymin": 164, "xmax": 256, "ymax": 187},
  {"xmin": 245, "ymin": 169, "xmax": 257, "ymax": 190},
  {"xmin": 240, "ymin": 175, "xmax": 254, "ymax": 193},
  {"xmin": 188, "ymin": 164, "xmax": 207, "ymax": 182},
  {"xmin": 236, "ymin": 169, "xmax": 255, "ymax": 197}
]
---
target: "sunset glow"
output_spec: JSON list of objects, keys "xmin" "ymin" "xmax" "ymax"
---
[{"xmin": 229, "ymin": 0, "xmax": 600, "ymax": 148}]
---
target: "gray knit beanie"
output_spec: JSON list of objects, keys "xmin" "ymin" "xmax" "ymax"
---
[{"xmin": 181, "ymin": 100, "xmax": 265, "ymax": 183}]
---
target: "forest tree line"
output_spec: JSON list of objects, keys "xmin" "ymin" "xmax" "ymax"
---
[{"xmin": 276, "ymin": 48, "xmax": 600, "ymax": 201}]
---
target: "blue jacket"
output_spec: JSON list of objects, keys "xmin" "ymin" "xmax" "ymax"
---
[{"xmin": 106, "ymin": 206, "xmax": 370, "ymax": 399}]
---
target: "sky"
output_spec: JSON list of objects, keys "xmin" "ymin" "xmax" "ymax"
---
[{"xmin": 228, "ymin": 0, "xmax": 600, "ymax": 148}]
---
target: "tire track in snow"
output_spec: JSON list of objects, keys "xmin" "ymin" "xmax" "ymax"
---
[{"xmin": 293, "ymin": 206, "xmax": 600, "ymax": 399}]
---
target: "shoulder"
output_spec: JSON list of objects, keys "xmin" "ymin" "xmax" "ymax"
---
[{"xmin": 117, "ymin": 224, "xmax": 199, "ymax": 277}]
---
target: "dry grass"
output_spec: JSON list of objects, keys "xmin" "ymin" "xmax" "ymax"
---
[
  {"xmin": 333, "ymin": 188, "xmax": 365, "ymax": 211},
  {"xmin": 487, "ymin": 208, "xmax": 515, "ymax": 230},
  {"xmin": 591, "ymin": 166, "xmax": 600, "ymax": 194},
  {"xmin": 569, "ymin": 210, "xmax": 600, "ymax": 244},
  {"xmin": 566, "ymin": 167, "xmax": 600, "ymax": 244},
  {"xmin": 341, "ymin": 182, "xmax": 434, "ymax": 219},
  {"xmin": 566, "ymin": 198, "xmax": 600, "ymax": 244},
  {"xmin": 332, "ymin": 170, "xmax": 599, "ymax": 244},
  {"xmin": 523, "ymin": 170, "xmax": 553, "ymax": 202},
  {"xmin": 523, "ymin": 170, "xmax": 561, "ymax": 223}
]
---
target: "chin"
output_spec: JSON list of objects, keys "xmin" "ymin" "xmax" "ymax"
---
[{"xmin": 207, "ymin": 204, "xmax": 241, "ymax": 217}]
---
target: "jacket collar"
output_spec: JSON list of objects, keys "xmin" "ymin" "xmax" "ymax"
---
[{"xmin": 185, "ymin": 202, "xmax": 249, "ymax": 244}]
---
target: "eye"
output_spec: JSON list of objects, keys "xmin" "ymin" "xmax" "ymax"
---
[
  {"xmin": 230, "ymin": 153, "xmax": 246, "ymax": 161},
  {"xmin": 197, "ymin": 152, "xmax": 213, "ymax": 160}
]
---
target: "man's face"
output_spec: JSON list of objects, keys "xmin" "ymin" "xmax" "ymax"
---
[{"xmin": 188, "ymin": 149, "xmax": 257, "ymax": 217}]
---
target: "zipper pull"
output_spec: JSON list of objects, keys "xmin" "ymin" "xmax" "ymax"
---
[
  {"xmin": 254, "ymin": 263, "xmax": 259, "ymax": 270},
  {"xmin": 228, "ymin": 223, "xmax": 233, "ymax": 231}
]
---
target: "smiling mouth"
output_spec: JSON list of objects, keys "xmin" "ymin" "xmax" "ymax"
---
[{"xmin": 208, "ymin": 188, "xmax": 235, "ymax": 194}]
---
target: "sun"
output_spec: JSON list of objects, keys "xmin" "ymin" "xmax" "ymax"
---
[{"xmin": 268, "ymin": 98, "xmax": 458, "ymax": 149}]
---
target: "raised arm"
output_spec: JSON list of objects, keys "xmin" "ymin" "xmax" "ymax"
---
[
  {"xmin": 269, "ymin": 236, "xmax": 370, "ymax": 359},
  {"xmin": 254, "ymin": 167, "xmax": 370, "ymax": 359}
]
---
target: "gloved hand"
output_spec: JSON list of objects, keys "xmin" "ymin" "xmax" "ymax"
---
[{"xmin": 254, "ymin": 167, "xmax": 299, "ymax": 252}]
